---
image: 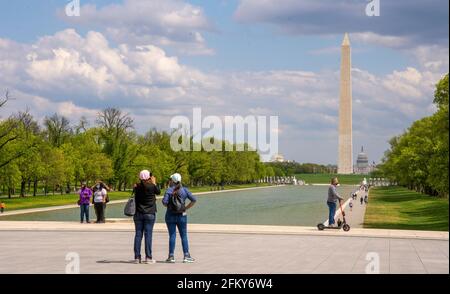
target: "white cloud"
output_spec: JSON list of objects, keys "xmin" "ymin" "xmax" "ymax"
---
[
  {"xmin": 411, "ymin": 45, "xmax": 450, "ymax": 72},
  {"xmin": 60, "ymin": 0, "xmax": 215, "ymax": 55},
  {"xmin": 351, "ymin": 32, "xmax": 409, "ymax": 48},
  {"xmin": 1, "ymin": 29, "xmax": 216, "ymax": 109},
  {"xmin": 0, "ymin": 29, "xmax": 445, "ymax": 164},
  {"xmin": 234, "ymin": 0, "xmax": 449, "ymax": 48}
]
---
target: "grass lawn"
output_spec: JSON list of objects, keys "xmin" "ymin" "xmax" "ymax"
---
[
  {"xmin": 296, "ymin": 173, "xmax": 365, "ymax": 185},
  {"xmin": 364, "ymin": 186, "xmax": 449, "ymax": 231},
  {"xmin": 0, "ymin": 183, "xmax": 272, "ymax": 211},
  {"xmin": 0, "ymin": 191, "xmax": 131, "ymax": 211}
]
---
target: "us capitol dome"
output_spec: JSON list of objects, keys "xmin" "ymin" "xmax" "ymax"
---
[{"xmin": 354, "ymin": 146, "xmax": 371, "ymax": 174}]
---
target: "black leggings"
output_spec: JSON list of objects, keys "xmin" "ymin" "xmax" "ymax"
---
[{"xmin": 94, "ymin": 202, "xmax": 106, "ymax": 222}]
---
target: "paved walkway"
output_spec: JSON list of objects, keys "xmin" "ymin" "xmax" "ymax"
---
[
  {"xmin": 345, "ymin": 188, "xmax": 368, "ymax": 228},
  {"xmin": 323, "ymin": 187, "xmax": 367, "ymax": 228},
  {"xmin": 0, "ymin": 222, "xmax": 448, "ymax": 274}
]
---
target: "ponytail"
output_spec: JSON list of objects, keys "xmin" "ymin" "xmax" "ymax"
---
[{"xmin": 173, "ymin": 182, "xmax": 182, "ymax": 197}]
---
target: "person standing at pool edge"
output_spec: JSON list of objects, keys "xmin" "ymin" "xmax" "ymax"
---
[
  {"xmin": 92, "ymin": 183, "xmax": 107, "ymax": 223},
  {"xmin": 133, "ymin": 170, "xmax": 160, "ymax": 264},
  {"xmin": 327, "ymin": 177, "xmax": 343, "ymax": 227},
  {"xmin": 78, "ymin": 182, "xmax": 92, "ymax": 223},
  {"xmin": 163, "ymin": 173, "xmax": 197, "ymax": 263}
]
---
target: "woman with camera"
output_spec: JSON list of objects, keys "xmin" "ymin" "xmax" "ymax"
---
[{"xmin": 132, "ymin": 170, "xmax": 161, "ymax": 264}]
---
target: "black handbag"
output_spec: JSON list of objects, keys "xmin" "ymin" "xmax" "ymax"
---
[{"xmin": 124, "ymin": 197, "xmax": 135, "ymax": 216}]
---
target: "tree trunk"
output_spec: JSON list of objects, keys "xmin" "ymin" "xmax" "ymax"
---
[
  {"xmin": 75, "ymin": 175, "xmax": 79, "ymax": 192},
  {"xmin": 33, "ymin": 178, "xmax": 38, "ymax": 196},
  {"xmin": 20, "ymin": 179, "xmax": 26, "ymax": 197}
]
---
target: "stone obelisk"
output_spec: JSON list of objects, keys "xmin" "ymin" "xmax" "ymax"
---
[{"xmin": 338, "ymin": 33, "xmax": 353, "ymax": 174}]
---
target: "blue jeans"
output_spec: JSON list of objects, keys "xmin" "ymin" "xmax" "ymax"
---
[
  {"xmin": 327, "ymin": 201, "xmax": 336, "ymax": 225},
  {"xmin": 80, "ymin": 204, "xmax": 89, "ymax": 222},
  {"xmin": 133, "ymin": 212, "xmax": 156, "ymax": 259},
  {"xmin": 165, "ymin": 212, "xmax": 190, "ymax": 257}
]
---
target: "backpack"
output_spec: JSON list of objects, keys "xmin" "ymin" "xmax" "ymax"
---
[{"xmin": 168, "ymin": 188, "xmax": 185, "ymax": 214}]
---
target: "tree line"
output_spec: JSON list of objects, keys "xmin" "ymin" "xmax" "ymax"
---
[
  {"xmin": 265, "ymin": 161, "xmax": 337, "ymax": 176},
  {"xmin": 0, "ymin": 103, "xmax": 277, "ymax": 198},
  {"xmin": 378, "ymin": 74, "xmax": 449, "ymax": 198}
]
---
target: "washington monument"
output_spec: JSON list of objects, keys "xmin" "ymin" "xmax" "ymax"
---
[{"xmin": 338, "ymin": 33, "xmax": 353, "ymax": 174}]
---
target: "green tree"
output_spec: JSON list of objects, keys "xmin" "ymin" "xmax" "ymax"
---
[{"xmin": 380, "ymin": 74, "xmax": 449, "ymax": 197}]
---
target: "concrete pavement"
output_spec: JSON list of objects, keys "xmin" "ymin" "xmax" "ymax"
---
[
  {"xmin": 345, "ymin": 188, "xmax": 368, "ymax": 228},
  {"xmin": 0, "ymin": 221, "xmax": 448, "ymax": 274},
  {"xmin": 0, "ymin": 221, "xmax": 448, "ymax": 240},
  {"xmin": 0, "ymin": 229, "xmax": 447, "ymax": 274}
]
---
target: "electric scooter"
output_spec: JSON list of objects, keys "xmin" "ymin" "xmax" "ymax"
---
[{"xmin": 317, "ymin": 200, "xmax": 350, "ymax": 231}]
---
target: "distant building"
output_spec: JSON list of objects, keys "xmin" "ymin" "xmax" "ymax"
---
[
  {"xmin": 354, "ymin": 146, "xmax": 374, "ymax": 174},
  {"xmin": 271, "ymin": 154, "xmax": 285, "ymax": 162}
]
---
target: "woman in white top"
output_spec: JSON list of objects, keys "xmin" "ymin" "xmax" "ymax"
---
[{"xmin": 92, "ymin": 182, "xmax": 109, "ymax": 223}]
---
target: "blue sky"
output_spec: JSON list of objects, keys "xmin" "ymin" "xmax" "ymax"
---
[
  {"xmin": 0, "ymin": 0, "xmax": 448, "ymax": 164},
  {"xmin": 0, "ymin": 0, "xmax": 410, "ymax": 73}
]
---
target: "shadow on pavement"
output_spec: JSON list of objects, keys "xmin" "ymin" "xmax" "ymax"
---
[{"xmin": 97, "ymin": 260, "xmax": 176, "ymax": 264}]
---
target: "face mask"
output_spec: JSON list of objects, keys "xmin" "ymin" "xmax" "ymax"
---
[{"xmin": 96, "ymin": 185, "xmax": 100, "ymax": 189}]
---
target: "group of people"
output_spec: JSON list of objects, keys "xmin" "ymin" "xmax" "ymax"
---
[
  {"xmin": 132, "ymin": 170, "xmax": 197, "ymax": 264},
  {"xmin": 77, "ymin": 181, "xmax": 110, "ymax": 224},
  {"xmin": 77, "ymin": 171, "xmax": 197, "ymax": 264}
]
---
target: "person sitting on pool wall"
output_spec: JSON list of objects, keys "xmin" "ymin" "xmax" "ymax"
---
[
  {"xmin": 327, "ymin": 177, "xmax": 344, "ymax": 228},
  {"xmin": 162, "ymin": 173, "xmax": 197, "ymax": 263}
]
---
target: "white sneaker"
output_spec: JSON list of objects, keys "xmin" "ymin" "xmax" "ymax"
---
[{"xmin": 143, "ymin": 257, "xmax": 156, "ymax": 264}]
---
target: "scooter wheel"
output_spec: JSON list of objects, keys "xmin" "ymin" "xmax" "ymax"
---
[
  {"xmin": 343, "ymin": 224, "xmax": 350, "ymax": 232},
  {"xmin": 317, "ymin": 223, "xmax": 325, "ymax": 231}
]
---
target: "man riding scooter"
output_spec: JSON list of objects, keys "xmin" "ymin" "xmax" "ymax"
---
[{"xmin": 327, "ymin": 177, "xmax": 344, "ymax": 227}]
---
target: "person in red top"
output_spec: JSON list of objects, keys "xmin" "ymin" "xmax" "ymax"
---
[{"xmin": 0, "ymin": 202, "xmax": 5, "ymax": 213}]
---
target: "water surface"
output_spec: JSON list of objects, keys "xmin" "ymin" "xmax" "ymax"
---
[{"xmin": 0, "ymin": 185, "xmax": 356, "ymax": 226}]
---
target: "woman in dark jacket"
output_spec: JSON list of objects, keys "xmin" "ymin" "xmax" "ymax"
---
[{"xmin": 133, "ymin": 170, "xmax": 161, "ymax": 264}]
